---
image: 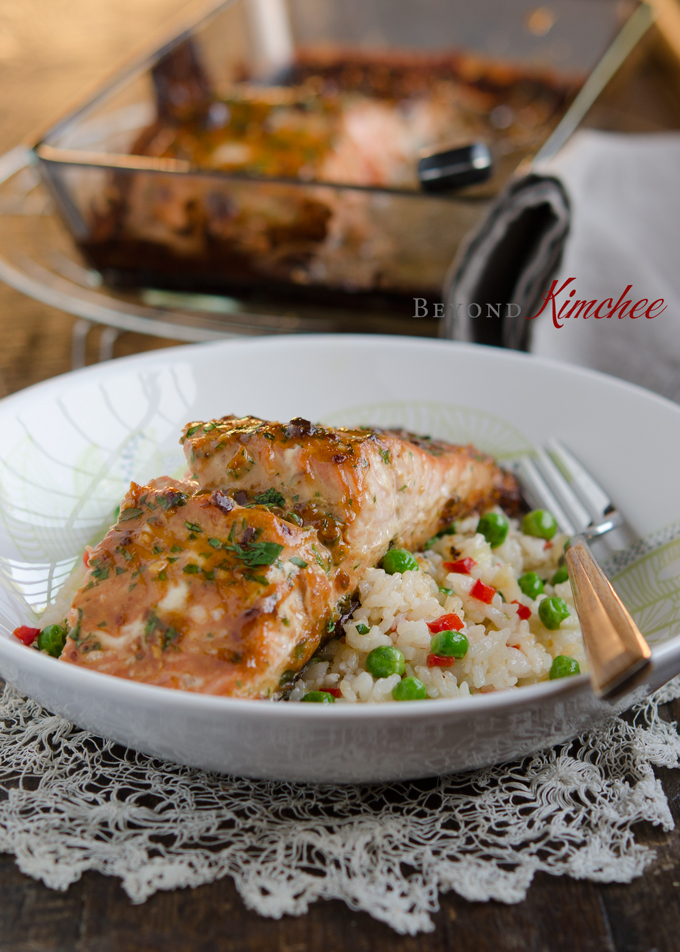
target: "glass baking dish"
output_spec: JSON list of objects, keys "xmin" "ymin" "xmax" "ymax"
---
[{"xmin": 31, "ymin": 0, "xmax": 633, "ymax": 315}]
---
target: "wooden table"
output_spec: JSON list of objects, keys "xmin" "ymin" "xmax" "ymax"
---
[{"xmin": 2, "ymin": 3, "xmax": 680, "ymax": 949}]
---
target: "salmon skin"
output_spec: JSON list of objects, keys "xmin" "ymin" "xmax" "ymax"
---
[{"xmin": 61, "ymin": 416, "xmax": 518, "ymax": 697}]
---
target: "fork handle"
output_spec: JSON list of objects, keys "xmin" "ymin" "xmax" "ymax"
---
[{"xmin": 565, "ymin": 535, "xmax": 651, "ymax": 698}]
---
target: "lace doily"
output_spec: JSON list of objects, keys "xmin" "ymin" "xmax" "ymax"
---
[{"xmin": 1, "ymin": 680, "xmax": 680, "ymax": 936}]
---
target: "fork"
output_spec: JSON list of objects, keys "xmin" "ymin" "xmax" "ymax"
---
[{"xmin": 513, "ymin": 440, "xmax": 651, "ymax": 699}]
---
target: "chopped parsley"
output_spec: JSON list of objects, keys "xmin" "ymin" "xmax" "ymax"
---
[
  {"xmin": 144, "ymin": 611, "xmax": 180, "ymax": 651},
  {"xmin": 208, "ymin": 538, "xmax": 222, "ymax": 548},
  {"xmin": 252, "ymin": 488, "xmax": 286, "ymax": 508},
  {"xmin": 184, "ymin": 521, "xmax": 202, "ymax": 533},
  {"xmin": 170, "ymin": 545, "xmax": 183, "ymax": 553},
  {"xmin": 119, "ymin": 507, "xmax": 142, "ymax": 522},
  {"xmin": 183, "ymin": 564, "xmax": 200, "ymax": 574},
  {"xmin": 157, "ymin": 491, "xmax": 187, "ymax": 511},
  {"xmin": 311, "ymin": 544, "xmax": 329, "ymax": 573},
  {"xmin": 223, "ymin": 540, "xmax": 284, "ymax": 567},
  {"xmin": 243, "ymin": 571, "xmax": 270, "ymax": 586},
  {"xmin": 379, "ymin": 449, "xmax": 390, "ymax": 464}
]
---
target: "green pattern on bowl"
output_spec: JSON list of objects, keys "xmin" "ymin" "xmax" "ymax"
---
[{"xmin": 605, "ymin": 520, "xmax": 680, "ymax": 646}]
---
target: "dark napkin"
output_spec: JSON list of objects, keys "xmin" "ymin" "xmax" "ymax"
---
[{"xmin": 441, "ymin": 173, "xmax": 570, "ymax": 351}]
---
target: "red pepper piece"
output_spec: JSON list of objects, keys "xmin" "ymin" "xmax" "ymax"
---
[
  {"xmin": 511, "ymin": 601, "xmax": 531, "ymax": 621},
  {"xmin": 13, "ymin": 626, "xmax": 40, "ymax": 645},
  {"xmin": 427, "ymin": 654, "xmax": 456, "ymax": 667},
  {"xmin": 470, "ymin": 579, "xmax": 495, "ymax": 604},
  {"xmin": 427, "ymin": 613, "xmax": 464, "ymax": 633},
  {"xmin": 442, "ymin": 558, "xmax": 476, "ymax": 575},
  {"xmin": 326, "ymin": 688, "xmax": 342, "ymax": 698}
]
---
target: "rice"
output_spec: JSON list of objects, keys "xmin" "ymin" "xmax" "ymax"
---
[{"xmin": 289, "ymin": 508, "xmax": 586, "ymax": 703}]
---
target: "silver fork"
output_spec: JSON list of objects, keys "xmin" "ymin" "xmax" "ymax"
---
[{"xmin": 513, "ymin": 440, "xmax": 651, "ymax": 699}]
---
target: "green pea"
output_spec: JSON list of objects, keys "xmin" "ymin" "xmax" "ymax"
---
[
  {"xmin": 366, "ymin": 645, "xmax": 406, "ymax": 679},
  {"xmin": 518, "ymin": 572, "xmax": 544, "ymax": 600},
  {"xmin": 538, "ymin": 596, "xmax": 570, "ymax": 630},
  {"xmin": 551, "ymin": 566, "xmax": 569, "ymax": 586},
  {"xmin": 37, "ymin": 624, "xmax": 67, "ymax": 658},
  {"xmin": 549, "ymin": 655, "xmax": 581, "ymax": 679},
  {"xmin": 392, "ymin": 676, "xmax": 428, "ymax": 701},
  {"xmin": 522, "ymin": 509, "xmax": 558, "ymax": 540},
  {"xmin": 477, "ymin": 511, "xmax": 509, "ymax": 548},
  {"xmin": 381, "ymin": 548, "xmax": 419, "ymax": 575},
  {"xmin": 300, "ymin": 691, "xmax": 336, "ymax": 703},
  {"xmin": 430, "ymin": 630, "xmax": 469, "ymax": 659}
]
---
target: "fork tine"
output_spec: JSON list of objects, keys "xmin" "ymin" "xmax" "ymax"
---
[
  {"xmin": 533, "ymin": 448, "xmax": 592, "ymax": 534},
  {"xmin": 546, "ymin": 438, "xmax": 612, "ymax": 524},
  {"xmin": 513, "ymin": 457, "xmax": 576, "ymax": 536}
]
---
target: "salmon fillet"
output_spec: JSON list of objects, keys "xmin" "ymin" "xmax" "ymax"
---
[
  {"xmin": 182, "ymin": 415, "xmax": 517, "ymax": 578},
  {"xmin": 60, "ymin": 416, "xmax": 517, "ymax": 697},
  {"xmin": 61, "ymin": 479, "xmax": 339, "ymax": 698}
]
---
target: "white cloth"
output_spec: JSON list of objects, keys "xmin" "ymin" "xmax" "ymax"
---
[
  {"xmin": 1, "ymin": 679, "xmax": 679, "ymax": 934},
  {"xmin": 531, "ymin": 131, "xmax": 680, "ymax": 402}
]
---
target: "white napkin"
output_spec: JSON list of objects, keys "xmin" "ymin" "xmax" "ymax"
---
[{"xmin": 531, "ymin": 130, "xmax": 680, "ymax": 402}]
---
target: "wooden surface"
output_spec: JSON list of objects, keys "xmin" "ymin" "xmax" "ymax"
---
[{"xmin": 2, "ymin": 2, "xmax": 680, "ymax": 950}]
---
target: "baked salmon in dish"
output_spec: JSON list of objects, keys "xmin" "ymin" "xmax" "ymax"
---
[{"xmin": 47, "ymin": 417, "xmax": 518, "ymax": 698}]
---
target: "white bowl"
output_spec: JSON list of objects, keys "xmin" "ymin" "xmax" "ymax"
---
[{"xmin": 1, "ymin": 335, "xmax": 679, "ymax": 783}]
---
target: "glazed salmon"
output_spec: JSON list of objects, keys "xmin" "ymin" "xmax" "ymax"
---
[
  {"xmin": 183, "ymin": 415, "xmax": 517, "ymax": 582},
  {"xmin": 61, "ymin": 479, "xmax": 340, "ymax": 698},
  {"xmin": 61, "ymin": 417, "xmax": 517, "ymax": 698}
]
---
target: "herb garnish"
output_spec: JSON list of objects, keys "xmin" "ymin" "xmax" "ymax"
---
[
  {"xmin": 243, "ymin": 572, "xmax": 269, "ymax": 586},
  {"xmin": 290, "ymin": 556, "xmax": 308, "ymax": 569},
  {"xmin": 145, "ymin": 611, "xmax": 180, "ymax": 650},
  {"xmin": 157, "ymin": 491, "xmax": 187, "ymax": 511},
  {"xmin": 119, "ymin": 507, "xmax": 142, "ymax": 522},
  {"xmin": 223, "ymin": 540, "xmax": 283, "ymax": 567},
  {"xmin": 251, "ymin": 488, "xmax": 285, "ymax": 508}
]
